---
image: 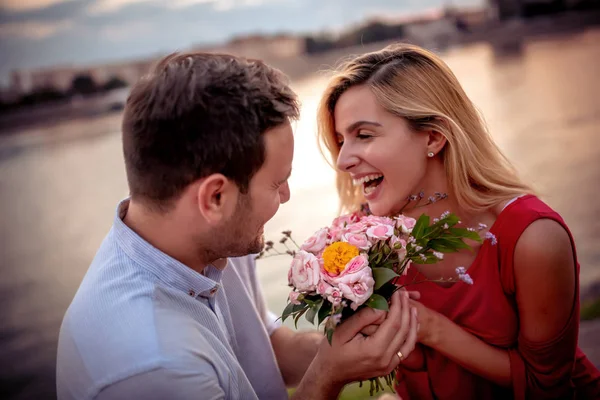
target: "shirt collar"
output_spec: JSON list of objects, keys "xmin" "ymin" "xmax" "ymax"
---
[{"xmin": 113, "ymin": 198, "xmax": 224, "ymax": 299}]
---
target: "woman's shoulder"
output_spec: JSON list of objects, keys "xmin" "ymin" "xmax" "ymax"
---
[
  {"xmin": 492, "ymin": 194, "xmax": 577, "ymax": 294},
  {"xmin": 492, "ymin": 194, "xmax": 567, "ymax": 237}
]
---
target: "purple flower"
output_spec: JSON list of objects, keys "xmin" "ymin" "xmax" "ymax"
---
[
  {"xmin": 458, "ymin": 273, "xmax": 474, "ymax": 285},
  {"xmin": 455, "ymin": 266, "xmax": 473, "ymax": 284},
  {"xmin": 485, "ymin": 231, "xmax": 497, "ymax": 245}
]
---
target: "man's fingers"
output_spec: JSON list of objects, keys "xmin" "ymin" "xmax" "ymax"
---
[
  {"xmin": 370, "ymin": 290, "xmax": 405, "ymax": 344},
  {"xmin": 397, "ymin": 307, "xmax": 418, "ymax": 363},
  {"xmin": 334, "ymin": 306, "xmax": 387, "ymax": 344},
  {"xmin": 359, "ymin": 324, "xmax": 379, "ymax": 337}
]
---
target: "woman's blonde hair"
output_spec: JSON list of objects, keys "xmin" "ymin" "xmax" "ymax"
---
[{"xmin": 317, "ymin": 43, "xmax": 533, "ymax": 214}]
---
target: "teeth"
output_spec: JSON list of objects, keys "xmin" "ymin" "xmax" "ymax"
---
[
  {"xmin": 352, "ymin": 174, "xmax": 383, "ymax": 186},
  {"xmin": 364, "ymin": 185, "xmax": 377, "ymax": 195}
]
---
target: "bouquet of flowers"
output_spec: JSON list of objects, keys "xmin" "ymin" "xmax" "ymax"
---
[{"xmin": 258, "ymin": 196, "xmax": 485, "ymax": 395}]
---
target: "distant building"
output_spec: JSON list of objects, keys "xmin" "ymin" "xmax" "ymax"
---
[
  {"xmin": 10, "ymin": 58, "xmax": 156, "ymax": 96},
  {"xmin": 9, "ymin": 35, "xmax": 306, "ymax": 97},
  {"xmin": 194, "ymin": 34, "xmax": 305, "ymax": 61},
  {"xmin": 488, "ymin": 0, "xmax": 599, "ymax": 19}
]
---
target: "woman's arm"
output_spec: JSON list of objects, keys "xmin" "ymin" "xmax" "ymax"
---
[{"xmin": 415, "ymin": 219, "xmax": 577, "ymax": 394}]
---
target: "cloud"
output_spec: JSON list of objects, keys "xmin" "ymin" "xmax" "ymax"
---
[
  {"xmin": 98, "ymin": 20, "xmax": 152, "ymax": 40},
  {"xmin": 0, "ymin": 0, "xmax": 76, "ymax": 12},
  {"xmin": 0, "ymin": 19, "xmax": 73, "ymax": 39},
  {"xmin": 87, "ymin": 0, "xmax": 211, "ymax": 14},
  {"xmin": 87, "ymin": 0, "xmax": 278, "ymax": 15},
  {"xmin": 168, "ymin": 0, "xmax": 273, "ymax": 12}
]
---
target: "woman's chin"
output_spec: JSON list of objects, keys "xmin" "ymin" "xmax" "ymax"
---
[{"xmin": 366, "ymin": 201, "xmax": 391, "ymax": 217}]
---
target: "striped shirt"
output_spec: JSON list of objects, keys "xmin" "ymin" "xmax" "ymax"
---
[{"xmin": 56, "ymin": 199, "xmax": 287, "ymax": 399}]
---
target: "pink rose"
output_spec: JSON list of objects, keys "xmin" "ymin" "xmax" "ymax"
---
[
  {"xmin": 366, "ymin": 224, "xmax": 394, "ymax": 240},
  {"xmin": 344, "ymin": 221, "xmax": 368, "ymax": 234},
  {"xmin": 364, "ymin": 215, "xmax": 395, "ymax": 227},
  {"xmin": 301, "ymin": 227, "xmax": 329, "ymax": 255},
  {"xmin": 288, "ymin": 250, "xmax": 321, "ymax": 292},
  {"xmin": 331, "ymin": 212, "xmax": 362, "ymax": 228},
  {"xmin": 317, "ymin": 281, "xmax": 343, "ymax": 306},
  {"xmin": 395, "ymin": 215, "xmax": 416, "ymax": 233},
  {"xmin": 330, "ymin": 254, "xmax": 374, "ymax": 310},
  {"xmin": 390, "ymin": 236, "xmax": 407, "ymax": 262},
  {"xmin": 288, "ymin": 291, "xmax": 301, "ymax": 305},
  {"xmin": 328, "ymin": 226, "xmax": 344, "ymax": 242},
  {"xmin": 342, "ymin": 232, "xmax": 371, "ymax": 250},
  {"xmin": 341, "ymin": 253, "xmax": 370, "ymax": 275}
]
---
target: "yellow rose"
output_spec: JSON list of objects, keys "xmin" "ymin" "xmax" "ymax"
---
[{"xmin": 322, "ymin": 242, "xmax": 360, "ymax": 276}]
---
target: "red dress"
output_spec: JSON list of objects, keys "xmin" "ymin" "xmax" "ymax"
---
[{"xmin": 394, "ymin": 195, "xmax": 600, "ymax": 399}]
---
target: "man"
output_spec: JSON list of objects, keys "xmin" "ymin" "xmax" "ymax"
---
[{"xmin": 56, "ymin": 52, "xmax": 416, "ymax": 399}]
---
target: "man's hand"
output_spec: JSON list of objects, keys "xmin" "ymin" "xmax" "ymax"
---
[
  {"xmin": 292, "ymin": 290, "xmax": 418, "ymax": 399},
  {"xmin": 359, "ymin": 290, "xmax": 420, "ymax": 336}
]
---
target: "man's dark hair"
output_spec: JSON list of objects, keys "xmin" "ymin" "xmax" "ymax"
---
[{"xmin": 122, "ymin": 52, "xmax": 300, "ymax": 211}]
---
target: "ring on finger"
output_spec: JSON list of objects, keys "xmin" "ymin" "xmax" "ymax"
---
[{"xmin": 397, "ymin": 350, "xmax": 404, "ymax": 362}]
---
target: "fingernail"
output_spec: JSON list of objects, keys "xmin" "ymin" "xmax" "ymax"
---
[{"xmin": 412, "ymin": 307, "xmax": 417, "ymax": 316}]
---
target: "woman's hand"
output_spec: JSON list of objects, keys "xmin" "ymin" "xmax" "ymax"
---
[{"xmin": 408, "ymin": 299, "xmax": 447, "ymax": 347}]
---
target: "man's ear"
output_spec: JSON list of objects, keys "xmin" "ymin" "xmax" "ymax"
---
[{"xmin": 195, "ymin": 174, "xmax": 239, "ymax": 225}]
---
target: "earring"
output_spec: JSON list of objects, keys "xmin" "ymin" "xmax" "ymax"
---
[{"xmin": 427, "ymin": 152, "xmax": 434, "ymax": 158}]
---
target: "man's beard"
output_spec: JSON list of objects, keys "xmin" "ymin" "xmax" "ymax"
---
[{"xmin": 203, "ymin": 192, "xmax": 265, "ymax": 261}]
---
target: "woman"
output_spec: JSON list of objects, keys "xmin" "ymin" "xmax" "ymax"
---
[{"xmin": 316, "ymin": 43, "xmax": 600, "ymax": 399}]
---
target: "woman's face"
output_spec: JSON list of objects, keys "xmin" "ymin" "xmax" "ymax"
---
[{"xmin": 334, "ymin": 84, "xmax": 430, "ymax": 216}]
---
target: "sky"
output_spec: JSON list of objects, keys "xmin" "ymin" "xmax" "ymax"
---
[{"xmin": 0, "ymin": 0, "xmax": 483, "ymax": 85}]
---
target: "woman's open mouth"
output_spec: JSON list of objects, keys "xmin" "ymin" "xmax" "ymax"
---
[{"xmin": 353, "ymin": 174, "xmax": 384, "ymax": 196}]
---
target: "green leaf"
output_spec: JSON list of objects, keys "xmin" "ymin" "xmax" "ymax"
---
[
  {"xmin": 411, "ymin": 214, "xmax": 430, "ymax": 239},
  {"xmin": 372, "ymin": 267, "xmax": 400, "ymax": 290},
  {"xmin": 432, "ymin": 237, "xmax": 471, "ymax": 251},
  {"xmin": 318, "ymin": 301, "xmax": 332, "ymax": 326},
  {"xmin": 428, "ymin": 239, "xmax": 461, "ymax": 253},
  {"xmin": 292, "ymin": 303, "xmax": 307, "ymax": 313},
  {"xmin": 366, "ymin": 294, "xmax": 389, "ymax": 311},
  {"xmin": 449, "ymin": 227, "xmax": 483, "ymax": 242},
  {"xmin": 326, "ymin": 327, "xmax": 334, "ymax": 345},
  {"xmin": 410, "ymin": 253, "xmax": 440, "ymax": 264},
  {"xmin": 305, "ymin": 307, "xmax": 317, "ymax": 325},
  {"xmin": 293, "ymin": 307, "xmax": 309, "ymax": 329},
  {"xmin": 305, "ymin": 300, "xmax": 323, "ymax": 325},
  {"xmin": 281, "ymin": 302, "xmax": 295, "ymax": 322},
  {"xmin": 439, "ymin": 213, "xmax": 460, "ymax": 227}
]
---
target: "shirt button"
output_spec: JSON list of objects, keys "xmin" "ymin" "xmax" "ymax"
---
[
  {"xmin": 209, "ymin": 287, "xmax": 218, "ymax": 295},
  {"xmin": 188, "ymin": 289, "xmax": 196, "ymax": 297}
]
